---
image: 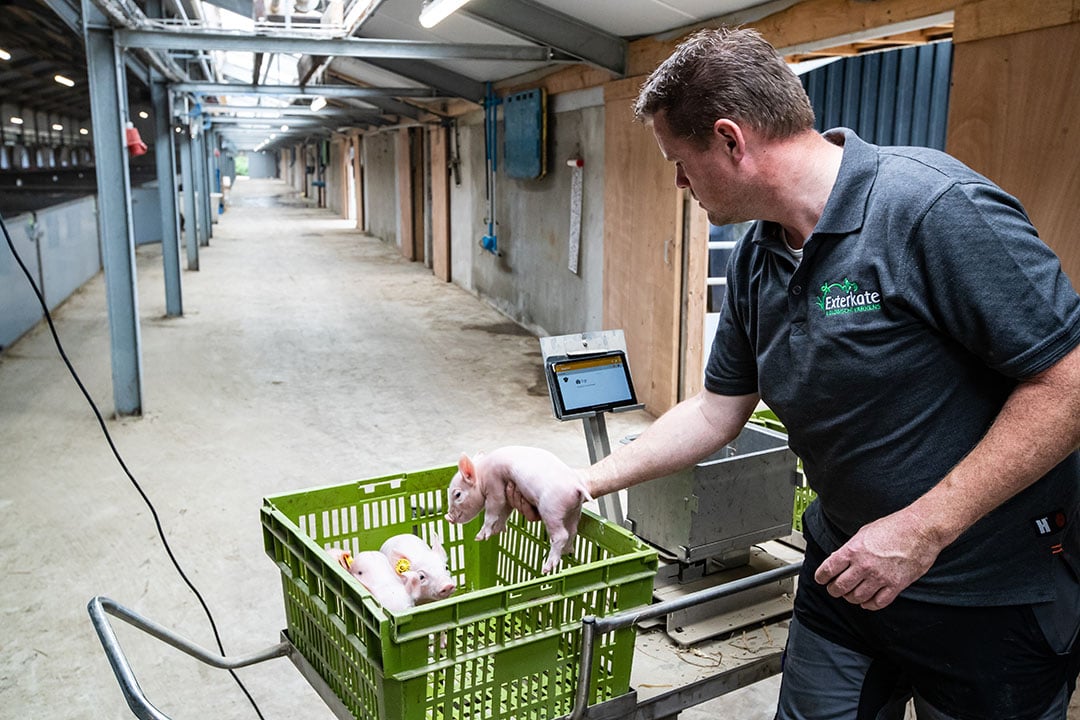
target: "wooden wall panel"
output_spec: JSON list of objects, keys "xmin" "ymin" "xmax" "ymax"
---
[
  {"xmin": 395, "ymin": 129, "xmax": 415, "ymax": 261},
  {"xmin": 429, "ymin": 125, "xmax": 451, "ymax": 282},
  {"xmin": 682, "ymin": 202, "xmax": 710, "ymax": 399},
  {"xmin": 947, "ymin": 21, "xmax": 1080, "ymax": 287},
  {"xmin": 604, "ymin": 77, "xmax": 683, "ymax": 416}
]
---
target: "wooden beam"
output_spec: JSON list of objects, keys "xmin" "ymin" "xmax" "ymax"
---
[
  {"xmin": 682, "ymin": 200, "xmax": 710, "ymax": 400},
  {"xmin": 627, "ymin": 0, "xmax": 970, "ymax": 76},
  {"xmin": 395, "ymin": 129, "xmax": 415, "ymax": 261},
  {"xmin": 953, "ymin": 0, "xmax": 1080, "ymax": 42},
  {"xmin": 429, "ymin": 125, "xmax": 451, "ymax": 282}
]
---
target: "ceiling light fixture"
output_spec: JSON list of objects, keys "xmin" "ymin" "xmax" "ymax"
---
[
  {"xmin": 79, "ymin": 128, "xmax": 89, "ymax": 135},
  {"xmin": 280, "ymin": 124, "xmax": 289, "ymax": 132},
  {"xmin": 54, "ymin": 74, "xmax": 75, "ymax": 87},
  {"xmin": 138, "ymin": 111, "xmax": 149, "ymax": 119},
  {"xmin": 309, "ymin": 96, "xmax": 326, "ymax": 112},
  {"xmin": 418, "ymin": 0, "xmax": 473, "ymax": 28},
  {"xmin": 52, "ymin": 123, "xmax": 64, "ymax": 131},
  {"xmin": 10, "ymin": 117, "xmax": 24, "ymax": 125},
  {"xmin": 0, "ymin": 49, "xmax": 11, "ymax": 61}
]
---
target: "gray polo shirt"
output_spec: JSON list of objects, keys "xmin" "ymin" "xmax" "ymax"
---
[{"xmin": 705, "ymin": 128, "xmax": 1080, "ymax": 605}]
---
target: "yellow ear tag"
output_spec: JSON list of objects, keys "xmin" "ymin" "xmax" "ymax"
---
[
  {"xmin": 341, "ymin": 552, "xmax": 352, "ymax": 568},
  {"xmin": 395, "ymin": 558, "xmax": 411, "ymax": 575}
]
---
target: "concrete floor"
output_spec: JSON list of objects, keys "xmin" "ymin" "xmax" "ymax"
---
[
  {"xmin": 2, "ymin": 178, "xmax": 1075, "ymax": 720},
  {"xmin": 0, "ymin": 177, "xmax": 720, "ymax": 719}
]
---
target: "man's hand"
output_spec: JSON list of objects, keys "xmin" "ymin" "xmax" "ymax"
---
[
  {"xmin": 505, "ymin": 480, "xmax": 541, "ymax": 522},
  {"xmin": 813, "ymin": 508, "xmax": 944, "ymax": 611}
]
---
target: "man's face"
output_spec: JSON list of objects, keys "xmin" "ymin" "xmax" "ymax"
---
[{"xmin": 651, "ymin": 111, "xmax": 748, "ymax": 227}]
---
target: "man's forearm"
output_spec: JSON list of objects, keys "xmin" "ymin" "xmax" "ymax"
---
[{"xmin": 583, "ymin": 390, "xmax": 759, "ymax": 497}]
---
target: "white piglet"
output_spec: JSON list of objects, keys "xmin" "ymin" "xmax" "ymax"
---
[
  {"xmin": 444, "ymin": 445, "xmax": 591, "ymax": 574},
  {"xmin": 325, "ymin": 548, "xmax": 419, "ymax": 613},
  {"xmin": 379, "ymin": 533, "xmax": 457, "ymax": 603}
]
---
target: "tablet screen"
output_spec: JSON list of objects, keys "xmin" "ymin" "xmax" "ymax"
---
[{"xmin": 548, "ymin": 351, "xmax": 636, "ymax": 417}]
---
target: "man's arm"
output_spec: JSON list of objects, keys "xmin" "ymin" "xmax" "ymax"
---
[
  {"xmin": 816, "ymin": 342, "xmax": 1080, "ymax": 610},
  {"xmin": 583, "ymin": 389, "xmax": 760, "ymax": 497},
  {"xmin": 506, "ymin": 389, "xmax": 759, "ymax": 520}
]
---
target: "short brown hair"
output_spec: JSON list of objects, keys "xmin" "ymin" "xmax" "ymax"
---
[{"xmin": 634, "ymin": 26, "xmax": 815, "ymax": 145}]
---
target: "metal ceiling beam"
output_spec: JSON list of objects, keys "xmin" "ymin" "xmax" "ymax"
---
[
  {"xmin": 462, "ymin": 0, "xmax": 626, "ymax": 75},
  {"xmin": 205, "ymin": 116, "xmax": 328, "ymax": 126},
  {"xmin": 354, "ymin": 58, "xmax": 484, "ymax": 103},
  {"xmin": 200, "ymin": 106, "xmax": 380, "ymax": 118},
  {"xmin": 169, "ymin": 82, "xmax": 439, "ymax": 98},
  {"xmin": 115, "ymin": 29, "xmax": 564, "ymax": 62}
]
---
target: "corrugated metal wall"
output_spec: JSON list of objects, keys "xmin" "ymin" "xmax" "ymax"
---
[{"xmin": 802, "ymin": 41, "xmax": 953, "ymax": 150}]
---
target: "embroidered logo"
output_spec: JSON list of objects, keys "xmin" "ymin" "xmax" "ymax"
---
[{"xmin": 815, "ymin": 278, "xmax": 882, "ymax": 316}]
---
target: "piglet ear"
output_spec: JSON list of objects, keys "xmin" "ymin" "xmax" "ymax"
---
[
  {"xmin": 430, "ymin": 532, "xmax": 448, "ymax": 562},
  {"xmin": 457, "ymin": 453, "xmax": 476, "ymax": 484}
]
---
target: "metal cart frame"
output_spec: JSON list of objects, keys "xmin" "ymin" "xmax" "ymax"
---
[{"xmin": 89, "ymin": 562, "xmax": 800, "ymax": 720}]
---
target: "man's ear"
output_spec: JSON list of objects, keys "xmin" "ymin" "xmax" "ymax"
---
[{"xmin": 713, "ymin": 119, "xmax": 745, "ymax": 161}]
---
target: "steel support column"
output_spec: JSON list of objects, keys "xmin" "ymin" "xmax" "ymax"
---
[
  {"xmin": 193, "ymin": 127, "xmax": 210, "ymax": 246},
  {"xmin": 151, "ymin": 78, "xmax": 183, "ymax": 315},
  {"xmin": 83, "ymin": 0, "xmax": 143, "ymax": 415},
  {"xmin": 147, "ymin": 0, "xmax": 182, "ymax": 316},
  {"xmin": 178, "ymin": 128, "xmax": 199, "ymax": 270}
]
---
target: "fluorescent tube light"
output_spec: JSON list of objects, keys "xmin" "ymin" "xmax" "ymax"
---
[
  {"xmin": 419, "ymin": 0, "xmax": 472, "ymax": 28},
  {"xmin": 0, "ymin": 49, "xmax": 11, "ymax": 61},
  {"xmin": 54, "ymin": 74, "xmax": 75, "ymax": 87},
  {"xmin": 10, "ymin": 117, "xmax": 24, "ymax": 125},
  {"xmin": 309, "ymin": 96, "xmax": 326, "ymax": 112}
]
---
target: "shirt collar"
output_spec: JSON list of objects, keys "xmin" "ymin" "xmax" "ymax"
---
[
  {"xmin": 750, "ymin": 127, "xmax": 877, "ymax": 250},
  {"xmin": 814, "ymin": 127, "xmax": 877, "ymax": 235}
]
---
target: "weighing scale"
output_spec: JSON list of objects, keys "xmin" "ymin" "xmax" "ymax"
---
[{"xmin": 542, "ymin": 330, "xmax": 799, "ymax": 646}]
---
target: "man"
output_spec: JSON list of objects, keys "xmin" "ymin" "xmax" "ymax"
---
[{"xmin": 512, "ymin": 26, "xmax": 1080, "ymax": 719}]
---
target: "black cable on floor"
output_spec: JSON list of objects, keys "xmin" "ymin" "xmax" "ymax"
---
[{"xmin": 1, "ymin": 210, "xmax": 266, "ymax": 720}]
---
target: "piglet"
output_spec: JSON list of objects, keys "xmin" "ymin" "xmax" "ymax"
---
[
  {"xmin": 379, "ymin": 533, "xmax": 457, "ymax": 603},
  {"xmin": 325, "ymin": 547, "xmax": 419, "ymax": 613},
  {"xmin": 445, "ymin": 445, "xmax": 591, "ymax": 574}
]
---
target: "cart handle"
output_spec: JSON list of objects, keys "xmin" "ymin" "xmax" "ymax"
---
[
  {"xmin": 567, "ymin": 560, "xmax": 802, "ymax": 720},
  {"xmin": 88, "ymin": 596, "xmax": 292, "ymax": 720}
]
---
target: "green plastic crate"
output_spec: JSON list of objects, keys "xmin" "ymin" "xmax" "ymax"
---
[
  {"xmin": 749, "ymin": 409, "xmax": 816, "ymax": 533},
  {"xmin": 261, "ymin": 464, "xmax": 658, "ymax": 720}
]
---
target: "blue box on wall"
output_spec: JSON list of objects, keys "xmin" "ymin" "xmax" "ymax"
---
[{"xmin": 503, "ymin": 88, "xmax": 547, "ymax": 180}]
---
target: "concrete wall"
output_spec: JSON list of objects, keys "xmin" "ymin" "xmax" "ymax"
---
[
  {"xmin": 447, "ymin": 87, "xmax": 606, "ymax": 336},
  {"xmin": 363, "ymin": 131, "xmax": 398, "ymax": 249},
  {"xmin": 247, "ymin": 151, "xmax": 279, "ymax": 179},
  {"xmin": 1, "ymin": 195, "xmax": 100, "ymax": 349},
  {"xmin": 131, "ymin": 182, "xmax": 164, "ymax": 246}
]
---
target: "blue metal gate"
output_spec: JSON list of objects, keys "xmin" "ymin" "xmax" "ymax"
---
[{"xmin": 801, "ymin": 41, "xmax": 953, "ymax": 150}]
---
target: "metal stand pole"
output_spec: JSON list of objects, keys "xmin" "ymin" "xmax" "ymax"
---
[{"xmin": 582, "ymin": 412, "xmax": 624, "ymax": 526}]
